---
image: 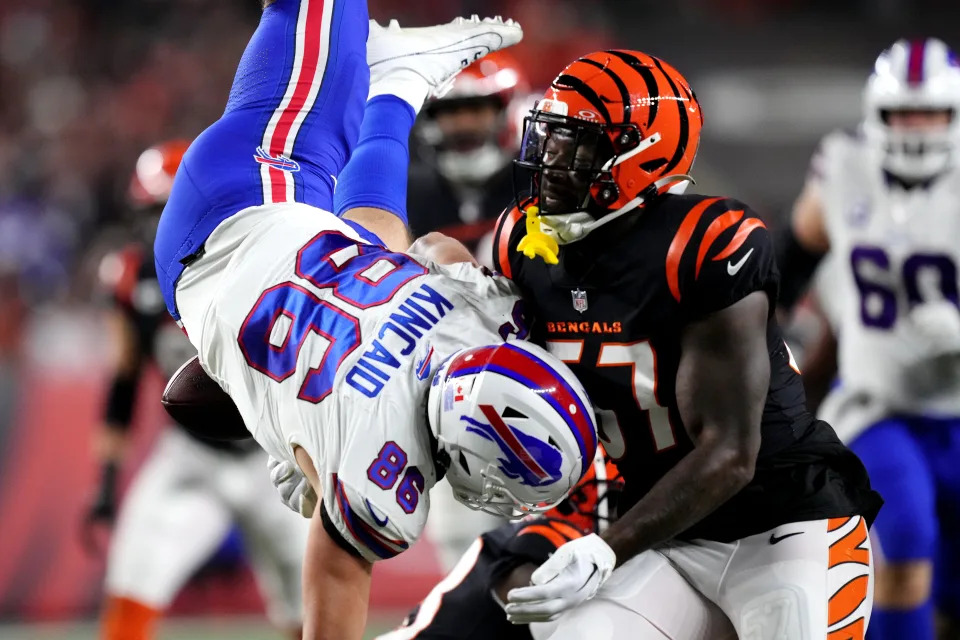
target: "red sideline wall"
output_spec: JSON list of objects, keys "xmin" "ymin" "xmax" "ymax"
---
[{"xmin": 0, "ymin": 361, "xmax": 442, "ymax": 622}]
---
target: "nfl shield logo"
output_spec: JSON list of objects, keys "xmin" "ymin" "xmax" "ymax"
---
[{"xmin": 572, "ymin": 289, "xmax": 588, "ymax": 313}]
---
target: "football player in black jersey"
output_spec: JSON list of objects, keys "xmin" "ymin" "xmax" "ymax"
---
[
  {"xmin": 87, "ymin": 142, "xmax": 308, "ymax": 640},
  {"xmin": 377, "ymin": 449, "xmax": 736, "ymax": 640},
  {"xmin": 376, "ymin": 450, "xmax": 623, "ymax": 640},
  {"xmin": 495, "ymin": 51, "xmax": 883, "ymax": 640}
]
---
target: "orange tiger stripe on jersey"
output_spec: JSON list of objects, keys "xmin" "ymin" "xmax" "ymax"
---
[
  {"xmin": 550, "ymin": 519, "xmax": 586, "ymax": 540},
  {"xmin": 829, "ymin": 517, "xmax": 870, "ymax": 568},
  {"xmin": 828, "ymin": 575, "xmax": 870, "ymax": 626},
  {"xmin": 695, "ymin": 209, "xmax": 743, "ymax": 278},
  {"xmin": 828, "ymin": 515, "xmax": 853, "ymax": 532},
  {"xmin": 827, "ymin": 616, "xmax": 866, "ymax": 640},
  {"xmin": 665, "ymin": 197, "xmax": 722, "ymax": 302},
  {"xmin": 495, "ymin": 205, "xmax": 524, "ymax": 279},
  {"xmin": 517, "ymin": 524, "xmax": 568, "ymax": 549},
  {"xmin": 712, "ymin": 218, "xmax": 767, "ymax": 261}
]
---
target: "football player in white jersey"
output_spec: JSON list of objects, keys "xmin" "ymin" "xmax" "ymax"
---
[
  {"xmin": 782, "ymin": 37, "xmax": 960, "ymax": 640},
  {"xmin": 152, "ymin": 2, "xmax": 598, "ymax": 638}
]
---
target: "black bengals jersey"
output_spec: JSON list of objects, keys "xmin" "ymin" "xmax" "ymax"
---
[
  {"xmin": 389, "ymin": 517, "xmax": 582, "ymax": 639},
  {"xmin": 104, "ymin": 244, "xmax": 257, "ymax": 454},
  {"xmin": 494, "ymin": 194, "xmax": 882, "ymax": 541}
]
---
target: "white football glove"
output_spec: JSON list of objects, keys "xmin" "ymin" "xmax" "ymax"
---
[
  {"xmin": 505, "ymin": 533, "xmax": 616, "ymax": 624},
  {"xmin": 268, "ymin": 456, "xmax": 317, "ymax": 518}
]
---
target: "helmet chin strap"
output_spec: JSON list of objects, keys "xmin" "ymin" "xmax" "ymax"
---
[{"xmin": 538, "ymin": 174, "xmax": 695, "ymax": 246}]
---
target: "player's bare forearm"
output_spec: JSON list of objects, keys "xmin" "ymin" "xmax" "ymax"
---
[
  {"xmin": 603, "ymin": 292, "xmax": 770, "ymax": 564},
  {"xmin": 342, "ymin": 207, "xmax": 412, "ymax": 253},
  {"xmin": 302, "ymin": 511, "xmax": 373, "ymax": 640},
  {"xmin": 601, "ymin": 437, "xmax": 755, "ymax": 563},
  {"xmin": 408, "ymin": 232, "xmax": 479, "ymax": 266}
]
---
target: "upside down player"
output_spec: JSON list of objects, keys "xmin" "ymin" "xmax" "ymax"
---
[
  {"xmin": 152, "ymin": 2, "xmax": 599, "ymax": 638},
  {"xmin": 781, "ymin": 39, "xmax": 960, "ymax": 640},
  {"xmin": 494, "ymin": 51, "xmax": 884, "ymax": 639},
  {"xmin": 378, "ymin": 448, "xmax": 738, "ymax": 640},
  {"xmin": 89, "ymin": 141, "xmax": 309, "ymax": 640}
]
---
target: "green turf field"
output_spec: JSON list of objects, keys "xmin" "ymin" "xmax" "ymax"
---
[{"xmin": 0, "ymin": 615, "xmax": 399, "ymax": 639}]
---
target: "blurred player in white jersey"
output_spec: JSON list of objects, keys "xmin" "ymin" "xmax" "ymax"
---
[
  {"xmin": 781, "ymin": 37, "xmax": 960, "ymax": 640},
  {"xmin": 87, "ymin": 141, "xmax": 308, "ymax": 640},
  {"xmin": 152, "ymin": 2, "xmax": 598, "ymax": 638}
]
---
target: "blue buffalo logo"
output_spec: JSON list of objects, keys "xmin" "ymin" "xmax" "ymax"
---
[
  {"xmin": 415, "ymin": 346, "xmax": 435, "ymax": 382},
  {"xmin": 461, "ymin": 412, "xmax": 562, "ymax": 487},
  {"xmin": 254, "ymin": 147, "xmax": 301, "ymax": 172}
]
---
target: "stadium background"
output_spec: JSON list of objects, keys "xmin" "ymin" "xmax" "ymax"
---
[{"xmin": 0, "ymin": 0, "xmax": 956, "ymax": 637}]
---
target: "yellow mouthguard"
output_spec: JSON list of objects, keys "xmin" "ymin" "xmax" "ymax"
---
[{"xmin": 516, "ymin": 205, "xmax": 559, "ymax": 265}]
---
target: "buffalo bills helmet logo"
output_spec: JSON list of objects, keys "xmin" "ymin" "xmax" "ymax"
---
[{"xmin": 462, "ymin": 405, "xmax": 562, "ymax": 487}]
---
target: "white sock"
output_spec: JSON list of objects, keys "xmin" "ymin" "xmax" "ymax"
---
[{"xmin": 368, "ymin": 69, "xmax": 431, "ymax": 115}]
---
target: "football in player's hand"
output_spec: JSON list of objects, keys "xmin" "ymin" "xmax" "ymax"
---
[{"xmin": 162, "ymin": 356, "xmax": 250, "ymax": 441}]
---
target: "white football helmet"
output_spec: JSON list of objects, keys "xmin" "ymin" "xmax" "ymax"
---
[
  {"xmin": 863, "ymin": 38, "xmax": 960, "ymax": 181},
  {"xmin": 426, "ymin": 340, "xmax": 598, "ymax": 517}
]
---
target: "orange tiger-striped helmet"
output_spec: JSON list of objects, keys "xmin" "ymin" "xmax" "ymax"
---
[{"xmin": 515, "ymin": 50, "xmax": 703, "ymax": 244}]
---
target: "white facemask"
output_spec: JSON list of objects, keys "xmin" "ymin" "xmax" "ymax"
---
[{"xmin": 537, "ymin": 175, "xmax": 693, "ymax": 245}]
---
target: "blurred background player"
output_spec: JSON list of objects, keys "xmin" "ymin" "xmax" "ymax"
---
[
  {"xmin": 86, "ymin": 141, "xmax": 308, "ymax": 640},
  {"xmin": 781, "ymin": 37, "xmax": 960, "ymax": 640},
  {"xmin": 407, "ymin": 50, "xmax": 536, "ymax": 267}
]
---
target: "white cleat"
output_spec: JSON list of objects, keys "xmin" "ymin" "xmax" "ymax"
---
[{"xmin": 368, "ymin": 15, "xmax": 523, "ymax": 99}]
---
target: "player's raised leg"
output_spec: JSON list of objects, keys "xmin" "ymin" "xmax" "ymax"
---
[
  {"xmin": 155, "ymin": 0, "xmax": 370, "ymax": 321},
  {"xmin": 334, "ymin": 16, "xmax": 523, "ymax": 252}
]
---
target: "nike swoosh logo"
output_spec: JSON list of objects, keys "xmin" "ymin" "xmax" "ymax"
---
[
  {"xmin": 365, "ymin": 499, "xmax": 389, "ymax": 527},
  {"xmin": 727, "ymin": 247, "xmax": 755, "ymax": 276},
  {"xmin": 769, "ymin": 531, "xmax": 803, "ymax": 545}
]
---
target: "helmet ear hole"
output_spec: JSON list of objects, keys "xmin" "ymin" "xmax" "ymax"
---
[
  {"xmin": 502, "ymin": 406, "xmax": 527, "ymax": 419},
  {"xmin": 458, "ymin": 451, "xmax": 471, "ymax": 475}
]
